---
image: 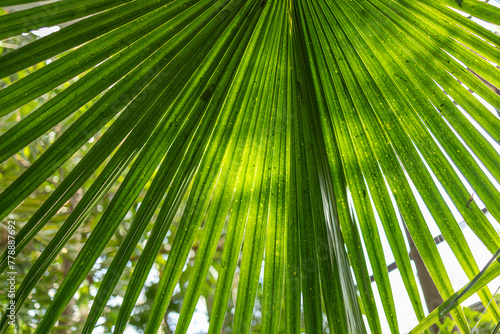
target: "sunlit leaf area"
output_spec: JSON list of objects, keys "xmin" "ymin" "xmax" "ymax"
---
[{"xmin": 0, "ymin": 0, "xmax": 500, "ymax": 333}]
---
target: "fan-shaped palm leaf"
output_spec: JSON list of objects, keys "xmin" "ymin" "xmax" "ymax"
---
[{"xmin": 0, "ymin": 0, "xmax": 499, "ymax": 333}]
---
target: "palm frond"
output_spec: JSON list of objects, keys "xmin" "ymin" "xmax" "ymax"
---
[{"xmin": 0, "ymin": 0, "xmax": 499, "ymax": 333}]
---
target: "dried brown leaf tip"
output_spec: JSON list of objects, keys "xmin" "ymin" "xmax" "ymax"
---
[{"xmin": 466, "ymin": 191, "xmax": 475, "ymax": 208}]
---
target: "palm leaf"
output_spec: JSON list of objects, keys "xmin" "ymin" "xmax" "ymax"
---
[{"xmin": 0, "ymin": 0, "xmax": 499, "ymax": 333}]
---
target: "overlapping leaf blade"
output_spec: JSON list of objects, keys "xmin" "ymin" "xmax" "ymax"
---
[{"xmin": 0, "ymin": 0, "xmax": 499, "ymax": 333}]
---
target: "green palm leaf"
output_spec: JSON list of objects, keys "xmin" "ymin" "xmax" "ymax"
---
[{"xmin": 0, "ymin": 0, "xmax": 499, "ymax": 333}]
